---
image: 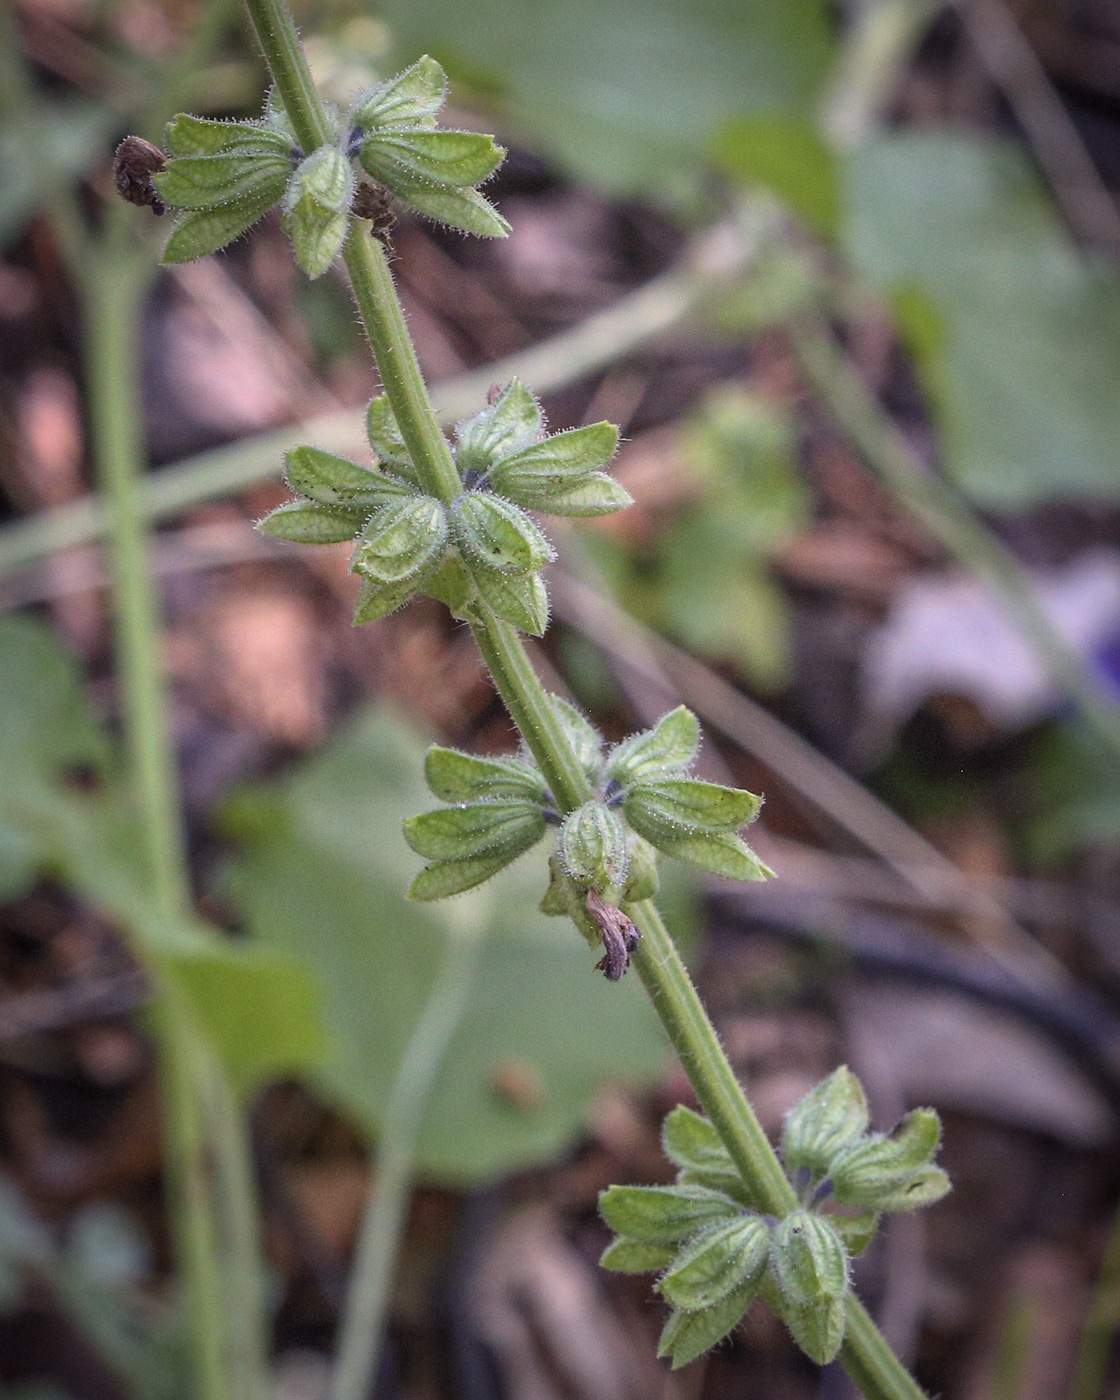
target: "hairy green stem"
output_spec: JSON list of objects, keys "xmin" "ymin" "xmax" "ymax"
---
[
  {"xmin": 791, "ymin": 319, "xmax": 1120, "ymax": 760},
  {"xmin": 243, "ymin": 4, "xmax": 933, "ymax": 1395},
  {"xmin": 330, "ymin": 903, "xmax": 488, "ymax": 1400}
]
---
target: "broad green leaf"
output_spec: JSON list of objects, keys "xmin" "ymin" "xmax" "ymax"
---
[
  {"xmin": 846, "ymin": 133, "xmax": 1120, "ymax": 506},
  {"xmin": 781, "ymin": 1066, "xmax": 869, "ymax": 1177},
  {"xmin": 660, "ymin": 1216, "xmax": 769, "ymax": 1311},
  {"xmin": 453, "ymin": 494, "xmax": 552, "ymax": 573},
  {"xmin": 256, "ymin": 499, "xmax": 367, "ymax": 544},
  {"xmin": 161, "ymin": 181, "xmax": 285, "ymax": 262},
  {"xmin": 599, "ymin": 1237, "xmax": 674, "ymax": 1273},
  {"xmin": 424, "ymin": 748, "xmax": 546, "ymax": 803},
  {"xmin": 598, "ymin": 1183, "xmax": 742, "ymax": 1242},
  {"xmin": 284, "ymin": 447, "xmax": 415, "ymax": 510},
  {"xmin": 351, "ymin": 497, "xmax": 448, "ymax": 583},
  {"xmin": 359, "ymin": 129, "xmax": 505, "ymax": 188},
  {"xmin": 713, "ymin": 115, "xmax": 838, "ymax": 234},
  {"xmin": 223, "ymin": 708, "xmax": 668, "ymax": 1180},
  {"xmin": 470, "ymin": 560, "xmax": 550, "ymax": 635},
  {"xmin": 608, "ymin": 706, "xmax": 700, "ymax": 786},
  {"xmin": 455, "ymin": 379, "xmax": 543, "ymax": 477},
  {"xmin": 351, "ymin": 54, "xmax": 448, "ymax": 132},
  {"xmin": 379, "ymin": 0, "xmax": 832, "ymax": 196}
]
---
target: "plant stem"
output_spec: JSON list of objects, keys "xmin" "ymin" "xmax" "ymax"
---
[
  {"xmin": 330, "ymin": 902, "xmax": 488, "ymax": 1400},
  {"xmin": 242, "ymin": 5, "xmax": 934, "ymax": 1396},
  {"xmin": 791, "ymin": 318, "xmax": 1120, "ymax": 760}
]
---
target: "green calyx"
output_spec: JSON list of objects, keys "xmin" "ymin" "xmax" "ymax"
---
[{"xmin": 601, "ymin": 1069, "xmax": 952, "ymax": 1369}]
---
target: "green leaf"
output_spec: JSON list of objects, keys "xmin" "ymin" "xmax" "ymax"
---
[
  {"xmin": 164, "ymin": 113, "xmax": 293, "ymax": 158},
  {"xmin": 425, "ymin": 747, "xmax": 546, "ymax": 803},
  {"xmin": 660, "ymin": 1215, "xmax": 770, "ymax": 1311},
  {"xmin": 224, "ymin": 708, "xmax": 668, "ymax": 1180},
  {"xmin": 406, "ymin": 848, "xmax": 522, "ymax": 899},
  {"xmin": 557, "ymin": 801, "xmax": 629, "ymax": 889},
  {"xmin": 547, "ymin": 696, "xmax": 603, "ymax": 779},
  {"xmin": 351, "ymin": 54, "xmax": 448, "ymax": 132},
  {"xmin": 351, "ymin": 497, "xmax": 449, "ymax": 583},
  {"xmin": 352, "ymin": 575, "xmax": 422, "ymax": 623},
  {"xmin": 365, "ymin": 171, "xmax": 509, "ymax": 238},
  {"xmin": 657, "ymin": 1270, "xmax": 759, "ymax": 1368},
  {"xmin": 470, "ymin": 560, "xmax": 550, "ymax": 635},
  {"xmin": 455, "ymin": 379, "xmax": 543, "ymax": 477},
  {"xmin": 284, "ymin": 446, "xmax": 416, "ymax": 510},
  {"xmin": 598, "ymin": 1184, "xmax": 742, "ymax": 1243},
  {"xmin": 256, "ymin": 499, "xmax": 367, "ymax": 544},
  {"xmin": 153, "ymin": 152, "xmax": 292, "ymax": 210},
  {"xmin": 403, "ymin": 801, "xmax": 545, "ymax": 861},
  {"xmin": 161, "ymin": 181, "xmax": 285, "ymax": 262},
  {"xmin": 779, "ymin": 1294, "xmax": 846, "ymax": 1365},
  {"xmin": 623, "ymin": 777, "xmax": 761, "ymax": 833},
  {"xmin": 366, "ymin": 395, "xmax": 422, "ymax": 483},
  {"xmin": 771, "ymin": 1211, "xmax": 848, "ymax": 1306},
  {"xmin": 599, "ymin": 1237, "xmax": 674, "ymax": 1274},
  {"xmin": 359, "ymin": 129, "xmax": 505, "ymax": 189},
  {"xmin": 378, "ymin": 0, "xmax": 832, "ymax": 197},
  {"xmin": 608, "ymin": 706, "xmax": 700, "ymax": 786},
  {"xmin": 713, "ymin": 115, "xmax": 838, "ymax": 234},
  {"xmin": 510, "ymin": 474, "xmax": 632, "ymax": 518},
  {"xmin": 629, "ymin": 824, "xmax": 772, "ymax": 881},
  {"xmin": 781, "ymin": 1066, "xmax": 869, "ymax": 1177},
  {"xmin": 453, "ymin": 494, "xmax": 552, "ymax": 573},
  {"xmin": 846, "ymin": 133, "xmax": 1120, "ymax": 506}
]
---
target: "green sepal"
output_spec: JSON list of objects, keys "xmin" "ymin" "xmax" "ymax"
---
[
  {"xmin": 424, "ymin": 747, "xmax": 546, "ymax": 804},
  {"xmin": 358, "ymin": 129, "xmax": 505, "ymax": 190},
  {"xmin": 598, "ymin": 1184, "xmax": 742, "ymax": 1244},
  {"xmin": 162, "ymin": 181, "xmax": 285, "ymax": 262},
  {"xmin": 424, "ymin": 554, "xmax": 476, "ymax": 613},
  {"xmin": 283, "ymin": 146, "xmax": 354, "ymax": 279},
  {"xmin": 366, "ymin": 396, "xmax": 422, "ymax": 483},
  {"xmin": 407, "ymin": 848, "xmax": 522, "ymax": 900},
  {"xmin": 557, "ymin": 801, "xmax": 629, "ymax": 890},
  {"xmin": 608, "ymin": 706, "xmax": 700, "ymax": 786},
  {"xmin": 622, "ymin": 834, "xmax": 659, "ymax": 901},
  {"xmin": 829, "ymin": 1212, "xmax": 879, "ymax": 1258},
  {"xmin": 350, "ymin": 55, "xmax": 447, "ymax": 133},
  {"xmin": 455, "ymin": 379, "xmax": 543, "ymax": 477},
  {"xmin": 779, "ymin": 1294, "xmax": 847, "ymax": 1365},
  {"xmin": 599, "ymin": 1237, "xmax": 674, "ymax": 1274},
  {"xmin": 657, "ymin": 1273, "xmax": 758, "ymax": 1369},
  {"xmin": 360, "ymin": 171, "xmax": 509, "ymax": 238},
  {"xmin": 830, "ymin": 1109, "xmax": 949, "ymax": 1212},
  {"xmin": 623, "ymin": 777, "xmax": 761, "ymax": 833},
  {"xmin": 538, "ymin": 854, "xmax": 599, "ymax": 944},
  {"xmin": 352, "ymin": 575, "xmax": 421, "ymax": 624},
  {"xmin": 645, "ymin": 828, "xmax": 771, "ymax": 881},
  {"xmin": 660, "ymin": 1216, "xmax": 770, "ymax": 1312},
  {"xmin": 154, "ymin": 152, "xmax": 291, "ymax": 210},
  {"xmin": 470, "ymin": 561, "xmax": 549, "ymax": 635},
  {"xmin": 781, "ymin": 1066, "xmax": 870, "ymax": 1178},
  {"xmin": 350, "ymin": 497, "xmax": 448, "ymax": 584},
  {"xmin": 284, "ymin": 446, "xmax": 416, "ymax": 510},
  {"xmin": 661, "ymin": 1106, "xmax": 756, "ymax": 1206},
  {"xmin": 255, "ymin": 499, "xmax": 366, "ymax": 544},
  {"xmin": 507, "ymin": 474, "xmax": 632, "ymax": 518},
  {"xmin": 163, "ymin": 113, "xmax": 293, "ymax": 158},
  {"xmin": 547, "ymin": 696, "xmax": 602, "ymax": 779},
  {"xmin": 487, "ymin": 421, "xmax": 621, "ymax": 511},
  {"xmin": 770, "ymin": 1211, "xmax": 849, "ymax": 1307},
  {"xmin": 453, "ymin": 494, "xmax": 552, "ymax": 574},
  {"xmin": 403, "ymin": 801, "xmax": 545, "ymax": 862}
]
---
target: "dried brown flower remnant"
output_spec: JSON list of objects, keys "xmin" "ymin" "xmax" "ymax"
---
[
  {"xmin": 587, "ymin": 889, "xmax": 640, "ymax": 981},
  {"xmin": 351, "ymin": 181, "xmax": 394, "ymax": 241},
  {"xmin": 113, "ymin": 136, "xmax": 167, "ymax": 215}
]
